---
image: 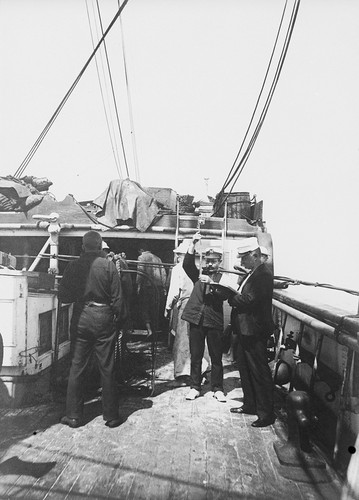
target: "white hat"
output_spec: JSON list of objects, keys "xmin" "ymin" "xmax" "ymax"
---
[
  {"xmin": 236, "ymin": 237, "xmax": 259, "ymax": 254},
  {"xmin": 259, "ymin": 245, "xmax": 269, "ymax": 256},
  {"xmin": 173, "ymin": 240, "xmax": 190, "ymax": 254},
  {"xmin": 102, "ymin": 241, "xmax": 110, "ymax": 250}
]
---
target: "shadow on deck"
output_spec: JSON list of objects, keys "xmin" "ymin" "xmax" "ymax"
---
[{"xmin": 0, "ymin": 334, "xmax": 343, "ymax": 499}]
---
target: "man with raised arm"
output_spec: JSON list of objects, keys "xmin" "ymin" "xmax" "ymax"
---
[{"xmin": 182, "ymin": 232, "xmax": 226, "ymax": 403}]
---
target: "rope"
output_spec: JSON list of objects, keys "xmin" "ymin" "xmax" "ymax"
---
[
  {"xmin": 14, "ymin": 0, "xmax": 130, "ymax": 179},
  {"xmin": 86, "ymin": 0, "xmax": 123, "ymax": 178},
  {"xmin": 221, "ymin": 0, "xmax": 289, "ymax": 192},
  {"xmin": 226, "ymin": 0, "xmax": 300, "ymax": 192},
  {"xmin": 95, "ymin": 0, "xmax": 130, "ymax": 178},
  {"xmin": 214, "ymin": 0, "xmax": 301, "ymax": 217},
  {"xmin": 118, "ymin": 0, "xmax": 141, "ymax": 183},
  {"xmin": 274, "ymin": 275, "xmax": 359, "ymax": 297}
]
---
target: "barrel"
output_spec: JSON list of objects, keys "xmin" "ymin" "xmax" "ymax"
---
[{"xmin": 214, "ymin": 192, "xmax": 251, "ymax": 219}]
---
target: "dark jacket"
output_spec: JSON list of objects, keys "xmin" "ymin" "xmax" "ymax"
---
[
  {"xmin": 229, "ymin": 263, "xmax": 274, "ymax": 338},
  {"xmin": 181, "ymin": 252, "xmax": 224, "ymax": 330},
  {"xmin": 58, "ymin": 251, "xmax": 123, "ymax": 319}
]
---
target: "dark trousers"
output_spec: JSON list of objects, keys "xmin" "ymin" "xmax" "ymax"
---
[
  {"xmin": 236, "ymin": 334, "xmax": 274, "ymax": 419},
  {"xmin": 138, "ymin": 285, "xmax": 165, "ymax": 330},
  {"xmin": 67, "ymin": 304, "xmax": 119, "ymax": 422},
  {"xmin": 189, "ymin": 324, "xmax": 223, "ymax": 392}
]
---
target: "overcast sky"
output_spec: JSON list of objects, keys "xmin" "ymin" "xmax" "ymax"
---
[{"xmin": 1, "ymin": 0, "xmax": 359, "ymax": 300}]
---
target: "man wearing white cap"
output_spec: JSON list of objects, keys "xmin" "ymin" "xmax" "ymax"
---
[
  {"xmin": 182, "ymin": 232, "xmax": 227, "ymax": 402},
  {"xmin": 229, "ymin": 237, "xmax": 275, "ymax": 427},
  {"xmin": 259, "ymin": 245, "xmax": 269, "ymax": 264}
]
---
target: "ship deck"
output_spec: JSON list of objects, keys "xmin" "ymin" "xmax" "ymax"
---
[{"xmin": 0, "ymin": 336, "xmax": 342, "ymax": 500}]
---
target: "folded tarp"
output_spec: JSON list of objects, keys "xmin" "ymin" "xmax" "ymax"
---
[
  {"xmin": 93, "ymin": 178, "xmax": 161, "ymax": 232},
  {"xmin": 0, "ymin": 178, "xmax": 44, "ymax": 212}
]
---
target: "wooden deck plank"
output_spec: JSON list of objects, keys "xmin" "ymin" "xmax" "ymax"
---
[{"xmin": 0, "ymin": 340, "xmax": 343, "ymax": 500}]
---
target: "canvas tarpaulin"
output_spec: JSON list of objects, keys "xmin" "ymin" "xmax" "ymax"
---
[{"xmin": 93, "ymin": 178, "xmax": 161, "ymax": 232}]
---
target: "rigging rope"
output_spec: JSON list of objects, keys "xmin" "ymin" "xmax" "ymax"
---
[
  {"xmin": 95, "ymin": 0, "xmax": 130, "ymax": 178},
  {"xmin": 225, "ymin": 0, "xmax": 300, "ymax": 194},
  {"xmin": 13, "ymin": 0, "xmax": 130, "ymax": 179},
  {"xmin": 86, "ymin": 0, "xmax": 123, "ymax": 178},
  {"xmin": 118, "ymin": 0, "xmax": 141, "ymax": 183},
  {"xmin": 221, "ymin": 0, "xmax": 289, "ymax": 193},
  {"xmin": 213, "ymin": 0, "xmax": 300, "ymax": 216},
  {"xmin": 273, "ymin": 276, "xmax": 359, "ymax": 297},
  {"xmin": 229, "ymin": 0, "xmax": 300, "ymax": 186}
]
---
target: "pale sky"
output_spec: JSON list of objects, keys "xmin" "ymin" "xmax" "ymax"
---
[{"xmin": 1, "ymin": 0, "xmax": 359, "ymax": 299}]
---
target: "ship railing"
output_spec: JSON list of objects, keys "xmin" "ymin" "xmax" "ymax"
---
[{"xmin": 271, "ymin": 281, "xmax": 359, "ymax": 477}]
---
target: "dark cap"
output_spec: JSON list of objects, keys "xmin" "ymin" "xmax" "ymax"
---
[{"xmin": 203, "ymin": 247, "xmax": 222, "ymax": 259}]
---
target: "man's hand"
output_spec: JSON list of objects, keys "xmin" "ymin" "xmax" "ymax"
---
[
  {"xmin": 192, "ymin": 232, "xmax": 202, "ymax": 245},
  {"xmin": 228, "ymin": 294, "xmax": 239, "ymax": 307},
  {"xmin": 188, "ymin": 231, "xmax": 201, "ymax": 255},
  {"xmin": 199, "ymin": 274, "xmax": 211, "ymax": 283}
]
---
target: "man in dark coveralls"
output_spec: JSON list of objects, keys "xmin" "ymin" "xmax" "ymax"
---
[
  {"xmin": 58, "ymin": 230, "xmax": 125, "ymax": 428},
  {"xmin": 229, "ymin": 237, "xmax": 275, "ymax": 427},
  {"xmin": 182, "ymin": 232, "xmax": 227, "ymax": 403},
  {"xmin": 136, "ymin": 245, "xmax": 167, "ymax": 338}
]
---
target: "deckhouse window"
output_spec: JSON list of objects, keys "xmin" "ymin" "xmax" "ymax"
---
[{"xmin": 38, "ymin": 310, "xmax": 53, "ymax": 356}]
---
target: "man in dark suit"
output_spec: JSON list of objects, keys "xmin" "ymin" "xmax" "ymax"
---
[{"xmin": 228, "ymin": 237, "xmax": 275, "ymax": 427}]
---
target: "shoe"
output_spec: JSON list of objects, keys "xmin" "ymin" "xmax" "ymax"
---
[
  {"xmin": 186, "ymin": 388, "xmax": 200, "ymax": 400},
  {"xmin": 230, "ymin": 406, "xmax": 256, "ymax": 415},
  {"xmin": 105, "ymin": 418, "xmax": 123, "ymax": 428},
  {"xmin": 60, "ymin": 416, "xmax": 82, "ymax": 428},
  {"xmin": 251, "ymin": 416, "xmax": 275, "ymax": 427},
  {"xmin": 213, "ymin": 390, "xmax": 226, "ymax": 403}
]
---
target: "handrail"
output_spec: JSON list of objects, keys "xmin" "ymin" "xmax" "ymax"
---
[{"xmin": 272, "ymin": 299, "xmax": 359, "ymax": 353}]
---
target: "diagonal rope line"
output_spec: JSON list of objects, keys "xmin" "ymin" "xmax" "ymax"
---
[
  {"xmin": 86, "ymin": 0, "xmax": 123, "ymax": 178},
  {"xmin": 213, "ymin": 0, "xmax": 300, "ymax": 217},
  {"xmin": 96, "ymin": 0, "xmax": 130, "ymax": 178},
  {"xmin": 227, "ymin": 0, "xmax": 300, "ymax": 192},
  {"xmin": 118, "ymin": 0, "xmax": 141, "ymax": 183},
  {"xmin": 14, "ymin": 0, "xmax": 130, "ymax": 179},
  {"xmin": 221, "ymin": 0, "xmax": 289, "ymax": 191}
]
